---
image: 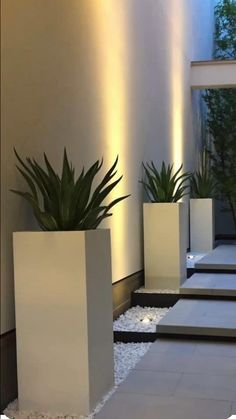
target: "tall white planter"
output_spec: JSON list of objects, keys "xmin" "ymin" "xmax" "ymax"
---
[
  {"xmin": 143, "ymin": 203, "xmax": 187, "ymax": 289},
  {"xmin": 190, "ymin": 198, "xmax": 214, "ymax": 253},
  {"xmin": 13, "ymin": 230, "xmax": 114, "ymax": 416}
]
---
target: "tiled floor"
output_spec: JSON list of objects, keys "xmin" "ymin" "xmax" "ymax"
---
[
  {"xmin": 195, "ymin": 245, "xmax": 236, "ymax": 270},
  {"xmin": 181, "ymin": 273, "xmax": 236, "ymax": 296},
  {"xmin": 96, "ymin": 245, "xmax": 236, "ymax": 418},
  {"xmin": 96, "ymin": 339, "xmax": 236, "ymax": 419},
  {"xmin": 157, "ymin": 299, "xmax": 236, "ymax": 337}
]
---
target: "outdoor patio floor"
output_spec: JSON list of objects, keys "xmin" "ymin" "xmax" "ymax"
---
[
  {"xmin": 195, "ymin": 245, "xmax": 236, "ymax": 271},
  {"xmin": 96, "ymin": 338, "xmax": 236, "ymax": 419},
  {"xmin": 157, "ymin": 299, "xmax": 236, "ymax": 338},
  {"xmin": 181, "ymin": 273, "xmax": 236, "ymax": 296}
]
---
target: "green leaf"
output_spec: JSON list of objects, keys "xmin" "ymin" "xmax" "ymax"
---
[
  {"xmin": 141, "ymin": 161, "xmax": 190, "ymax": 202},
  {"xmin": 11, "ymin": 150, "xmax": 130, "ymax": 230}
]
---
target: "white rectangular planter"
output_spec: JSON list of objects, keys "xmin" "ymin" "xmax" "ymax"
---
[
  {"xmin": 190, "ymin": 198, "xmax": 214, "ymax": 253},
  {"xmin": 143, "ymin": 203, "xmax": 187, "ymax": 289},
  {"xmin": 13, "ymin": 230, "xmax": 114, "ymax": 416}
]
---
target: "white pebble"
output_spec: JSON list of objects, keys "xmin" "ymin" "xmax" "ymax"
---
[{"xmin": 113, "ymin": 306, "xmax": 170, "ymax": 332}]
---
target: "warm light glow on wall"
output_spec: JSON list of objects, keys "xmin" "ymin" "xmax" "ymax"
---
[
  {"xmin": 89, "ymin": 1, "xmax": 129, "ymax": 280},
  {"xmin": 170, "ymin": 2, "xmax": 185, "ymax": 170},
  {"xmin": 171, "ymin": 69, "xmax": 184, "ymax": 169}
]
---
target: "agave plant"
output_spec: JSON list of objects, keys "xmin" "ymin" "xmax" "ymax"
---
[
  {"xmin": 190, "ymin": 148, "xmax": 216, "ymax": 199},
  {"xmin": 11, "ymin": 149, "xmax": 129, "ymax": 231},
  {"xmin": 140, "ymin": 161, "xmax": 191, "ymax": 203}
]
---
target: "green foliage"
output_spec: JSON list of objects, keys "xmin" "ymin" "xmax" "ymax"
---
[
  {"xmin": 140, "ymin": 161, "xmax": 191, "ymax": 203},
  {"xmin": 204, "ymin": 89, "xmax": 236, "ymax": 215},
  {"xmin": 190, "ymin": 149, "xmax": 216, "ymax": 199},
  {"xmin": 11, "ymin": 149, "xmax": 129, "ymax": 231},
  {"xmin": 203, "ymin": 0, "xmax": 236, "ymax": 227},
  {"xmin": 214, "ymin": 0, "xmax": 236, "ymax": 59}
]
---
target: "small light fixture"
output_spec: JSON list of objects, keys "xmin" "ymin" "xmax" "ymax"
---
[
  {"xmin": 140, "ymin": 316, "xmax": 153, "ymax": 324},
  {"xmin": 187, "ymin": 255, "xmax": 194, "ymax": 260}
]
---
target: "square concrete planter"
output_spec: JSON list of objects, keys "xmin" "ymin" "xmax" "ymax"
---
[
  {"xmin": 13, "ymin": 230, "xmax": 114, "ymax": 416},
  {"xmin": 190, "ymin": 198, "xmax": 214, "ymax": 253},
  {"xmin": 143, "ymin": 203, "xmax": 187, "ymax": 289}
]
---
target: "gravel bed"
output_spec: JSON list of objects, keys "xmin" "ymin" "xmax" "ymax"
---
[
  {"xmin": 113, "ymin": 306, "xmax": 170, "ymax": 332},
  {"xmin": 4, "ymin": 343, "xmax": 151, "ymax": 419}
]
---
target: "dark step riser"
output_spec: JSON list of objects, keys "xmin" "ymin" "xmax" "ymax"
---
[
  {"xmin": 114, "ymin": 330, "xmax": 236, "ymax": 343},
  {"xmin": 131, "ymin": 293, "xmax": 181, "ymax": 308},
  {"xmin": 195, "ymin": 269, "xmax": 236, "ymax": 274},
  {"xmin": 114, "ymin": 331, "xmax": 157, "ymax": 343},
  {"xmin": 131, "ymin": 293, "xmax": 236, "ymax": 308},
  {"xmin": 157, "ymin": 333, "xmax": 236, "ymax": 342}
]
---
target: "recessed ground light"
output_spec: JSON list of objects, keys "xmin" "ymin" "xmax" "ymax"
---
[
  {"xmin": 140, "ymin": 316, "xmax": 153, "ymax": 324},
  {"xmin": 187, "ymin": 255, "xmax": 194, "ymax": 259}
]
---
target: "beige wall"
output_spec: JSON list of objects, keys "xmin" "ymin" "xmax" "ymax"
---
[
  {"xmin": 1, "ymin": 0, "xmax": 214, "ymax": 334},
  {"xmin": 191, "ymin": 60, "xmax": 236, "ymax": 89}
]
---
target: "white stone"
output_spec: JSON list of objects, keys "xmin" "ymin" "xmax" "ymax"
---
[
  {"xmin": 143, "ymin": 203, "xmax": 187, "ymax": 289},
  {"xmin": 113, "ymin": 306, "xmax": 170, "ymax": 332},
  {"xmin": 13, "ymin": 230, "xmax": 114, "ymax": 416},
  {"xmin": 190, "ymin": 198, "xmax": 214, "ymax": 253}
]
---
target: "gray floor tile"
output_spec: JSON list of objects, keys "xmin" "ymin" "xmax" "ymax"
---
[
  {"xmin": 175, "ymin": 373, "xmax": 236, "ymax": 401},
  {"xmin": 165, "ymin": 341, "xmax": 197, "ymax": 355},
  {"xmin": 157, "ymin": 299, "xmax": 236, "ymax": 337},
  {"xmin": 182, "ymin": 273, "xmax": 214, "ymax": 287},
  {"xmin": 231, "ymin": 402, "xmax": 236, "ymax": 414},
  {"xmin": 96, "ymin": 339, "xmax": 236, "ymax": 418},
  {"xmin": 214, "ymin": 277, "xmax": 236, "ymax": 289},
  {"xmin": 181, "ymin": 273, "xmax": 236, "ymax": 297},
  {"xmin": 95, "ymin": 393, "xmax": 231, "ymax": 419},
  {"xmin": 135, "ymin": 352, "xmax": 236, "ymax": 376},
  {"xmin": 150, "ymin": 339, "xmax": 197, "ymax": 355},
  {"xmin": 135, "ymin": 351, "xmax": 191, "ymax": 373},
  {"xmin": 147, "ymin": 339, "xmax": 175, "ymax": 353},
  {"xmin": 195, "ymin": 341, "xmax": 236, "ymax": 358},
  {"xmin": 195, "ymin": 245, "xmax": 236, "ymax": 270},
  {"xmin": 184, "ymin": 354, "xmax": 236, "ymax": 375},
  {"xmin": 117, "ymin": 369, "xmax": 181, "ymax": 396}
]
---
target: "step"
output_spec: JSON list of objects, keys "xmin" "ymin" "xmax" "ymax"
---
[
  {"xmin": 195, "ymin": 245, "xmax": 236, "ymax": 272},
  {"xmin": 157, "ymin": 299, "xmax": 236, "ymax": 338},
  {"xmin": 181, "ymin": 273, "xmax": 236, "ymax": 297}
]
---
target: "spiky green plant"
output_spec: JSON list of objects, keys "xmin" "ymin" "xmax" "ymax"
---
[
  {"xmin": 11, "ymin": 149, "xmax": 129, "ymax": 231},
  {"xmin": 190, "ymin": 148, "xmax": 216, "ymax": 199},
  {"xmin": 140, "ymin": 161, "xmax": 191, "ymax": 203}
]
